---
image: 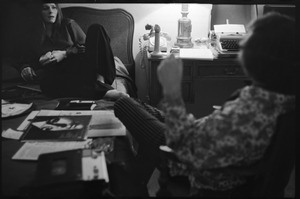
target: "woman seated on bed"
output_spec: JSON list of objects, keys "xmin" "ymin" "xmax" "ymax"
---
[{"xmin": 19, "ymin": 3, "xmax": 128, "ymax": 100}]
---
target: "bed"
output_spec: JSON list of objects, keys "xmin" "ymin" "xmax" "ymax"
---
[{"xmin": 2, "ymin": 6, "xmax": 137, "ymax": 105}]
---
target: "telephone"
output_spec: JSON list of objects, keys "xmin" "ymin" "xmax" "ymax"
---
[
  {"xmin": 139, "ymin": 24, "xmax": 171, "ymax": 53},
  {"xmin": 147, "ymin": 34, "xmax": 168, "ymax": 52},
  {"xmin": 139, "ymin": 24, "xmax": 171, "ymax": 68}
]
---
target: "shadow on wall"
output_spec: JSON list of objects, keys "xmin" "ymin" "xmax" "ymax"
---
[
  {"xmin": 2, "ymin": 1, "xmax": 42, "ymax": 59},
  {"xmin": 210, "ymin": 4, "xmax": 256, "ymax": 31}
]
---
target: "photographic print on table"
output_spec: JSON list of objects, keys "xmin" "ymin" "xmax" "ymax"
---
[{"xmin": 21, "ymin": 115, "xmax": 92, "ymax": 141}]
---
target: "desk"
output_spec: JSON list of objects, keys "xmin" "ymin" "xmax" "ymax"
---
[
  {"xmin": 1, "ymin": 100, "xmax": 148, "ymax": 197},
  {"xmin": 147, "ymin": 53, "xmax": 250, "ymax": 118}
]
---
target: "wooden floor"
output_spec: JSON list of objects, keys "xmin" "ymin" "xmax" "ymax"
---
[{"xmin": 147, "ymin": 167, "xmax": 295, "ymax": 197}]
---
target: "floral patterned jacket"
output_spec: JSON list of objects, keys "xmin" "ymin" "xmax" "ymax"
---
[{"xmin": 160, "ymin": 85, "xmax": 295, "ymax": 191}]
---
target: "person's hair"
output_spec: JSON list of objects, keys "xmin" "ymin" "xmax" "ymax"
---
[
  {"xmin": 40, "ymin": 3, "xmax": 64, "ymax": 29},
  {"xmin": 36, "ymin": 3, "xmax": 66, "ymax": 45},
  {"xmin": 239, "ymin": 12, "xmax": 296, "ymax": 95}
]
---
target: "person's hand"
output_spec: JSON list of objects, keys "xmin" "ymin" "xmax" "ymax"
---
[
  {"xmin": 51, "ymin": 50, "xmax": 67, "ymax": 63},
  {"xmin": 103, "ymin": 90, "xmax": 129, "ymax": 101},
  {"xmin": 21, "ymin": 67, "xmax": 37, "ymax": 81},
  {"xmin": 157, "ymin": 54, "xmax": 183, "ymax": 98},
  {"xmin": 66, "ymin": 44, "xmax": 85, "ymax": 56},
  {"xmin": 39, "ymin": 51, "xmax": 53, "ymax": 66},
  {"xmin": 39, "ymin": 50, "xmax": 67, "ymax": 66},
  {"xmin": 75, "ymin": 44, "xmax": 85, "ymax": 54}
]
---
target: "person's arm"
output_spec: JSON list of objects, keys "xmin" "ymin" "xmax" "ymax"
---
[
  {"xmin": 40, "ymin": 19, "xmax": 86, "ymax": 66},
  {"xmin": 65, "ymin": 19, "xmax": 86, "ymax": 56},
  {"xmin": 18, "ymin": 42, "xmax": 40, "ymax": 81},
  {"xmin": 67, "ymin": 19, "xmax": 86, "ymax": 45}
]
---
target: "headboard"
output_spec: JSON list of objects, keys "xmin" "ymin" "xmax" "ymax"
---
[{"xmin": 62, "ymin": 7, "xmax": 135, "ymax": 80}]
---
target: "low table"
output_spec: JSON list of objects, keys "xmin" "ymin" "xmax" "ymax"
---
[{"xmin": 1, "ymin": 98, "xmax": 148, "ymax": 197}]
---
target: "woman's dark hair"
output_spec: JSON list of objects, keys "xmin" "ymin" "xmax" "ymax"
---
[
  {"xmin": 239, "ymin": 12, "xmax": 296, "ymax": 95},
  {"xmin": 40, "ymin": 3, "xmax": 63, "ymax": 29},
  {"xmin": 53, "ymin": 3, "xmax": 63, "ymax": 28},
  {"xmin": 31, "ymin": 3, "xmax": 64, "ymax": 46}
]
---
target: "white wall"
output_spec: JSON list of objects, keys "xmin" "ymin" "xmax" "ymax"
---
[{"xmin": 60, "ymin": 3, "xmax": 212, "ymax": 101}]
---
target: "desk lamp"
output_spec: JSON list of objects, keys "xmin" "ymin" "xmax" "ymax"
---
[{"xmin": 175, "ymin": 4, "xmax": 193, "ymax": 48}]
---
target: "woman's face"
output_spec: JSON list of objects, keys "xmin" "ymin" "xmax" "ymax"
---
[{"xmin": 41, "ymin": 3, "xmax": 58, "ymax": 24}]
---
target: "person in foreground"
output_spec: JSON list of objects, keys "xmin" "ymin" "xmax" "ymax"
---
[
  {"xmin": 114, "ymin": 12, "xmax": 295, "ymax": 196},
  {"xmin": 19, "ymin": 3, "xmax": 128, "ymax": 100}
]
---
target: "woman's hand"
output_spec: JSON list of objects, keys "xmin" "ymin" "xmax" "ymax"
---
[
  {"xmin": 39, "ymin": 51, "xmax": 52, "ymax": 66},
  {"xmin": 66, "ymin": 44, "xmax": 85, "ymax": 56},
  {"xmin": 21, "ymin": 67, "xmax": 37, "ymax": 81},
  {"xmin": 75, "ymin": 44, "xmax": 85, "ymax": 54},
  {"xmin": 39, "ymin": 50, "xmax": 67, "ymax": 66},
  {"xmin": 51, "ymin": 50, "xmax": 67, "ymax": 63},
  {"xmin": 157, "ymin": 54, "xmax": 183, "ymax": 98}
]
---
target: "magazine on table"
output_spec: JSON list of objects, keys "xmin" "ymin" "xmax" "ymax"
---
[
  {"xmin": 18, "ymin": 110, "xmax": 126, "ymax": 142},
  {"xmin": 21, "ymin": 114, "xmax": 92, "ymax": 141}
]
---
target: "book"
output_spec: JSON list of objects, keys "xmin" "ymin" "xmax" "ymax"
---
[{"xmin": 21, "ymin": 114, "xmax": 92, "ymax": 141}]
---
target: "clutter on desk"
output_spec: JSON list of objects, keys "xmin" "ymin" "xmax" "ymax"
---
[{"xmin": 18, "ymin": 109, "xmax": 126, "ymax": 141}]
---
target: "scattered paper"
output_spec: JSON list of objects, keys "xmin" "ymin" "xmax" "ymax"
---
[
  {"xmin": 87, "ymin": 111, "xmax": 126, "ymax": 137},
  {"xmin": 2, "ymin": 128, "xmax": 24, "ymax": 140},
  {"xmin": 12, "ymin": 140, "xmax": 91, "ymax": 161},
  {"xmin": 179, "ymin": 48, "xmax": 213, "ymax": 60},
  {"xmin": 214, "ymin": 24, "xmax": 246, "ymax": 34},
  {"xmin": 17, "ymin": 111, "xmax": 39, "ymax": 131}
]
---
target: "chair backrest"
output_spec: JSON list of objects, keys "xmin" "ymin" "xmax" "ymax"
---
[
  {"xmin": 209, "ymin": 110, "xmax": 296, "ymax": 197},
  {"xmin": 245, "ymin": 110, "xmax": 295, "ymax": 197},
  {"xmin": 157, "ymin": 111, "xmax": 295, "ymax": 197}
]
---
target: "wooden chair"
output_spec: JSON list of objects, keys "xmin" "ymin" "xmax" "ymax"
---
[{"xmin": 156, "ymin": 111, "xmax": 295, "ymax": 197}]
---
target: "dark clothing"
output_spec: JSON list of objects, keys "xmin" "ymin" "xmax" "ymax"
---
[
  {"xmin": 114, "ymin": 97, "xmax": 166, "ymax": 149},
  {"xmin": 114, "ymin": 97, "xmax": 166, "ymax": 185},
  {"xmin": 21, "ymin": 18, "xmax": 115, "ymax": 99}
]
